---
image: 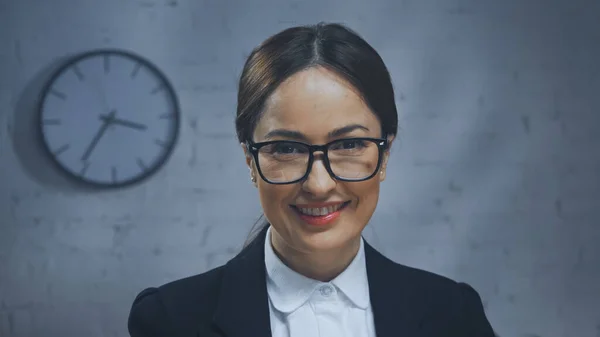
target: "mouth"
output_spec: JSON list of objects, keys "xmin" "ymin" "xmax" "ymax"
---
[{"xmin": 290, "ymin": 201, "xmax": 351, "ymax": 226}]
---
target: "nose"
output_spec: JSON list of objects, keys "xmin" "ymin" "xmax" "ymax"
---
[{"xmin": 302, "ymin": 155, "xmax": 336, "ymax": 196}]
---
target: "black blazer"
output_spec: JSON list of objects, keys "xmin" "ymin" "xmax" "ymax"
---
[{"xmin": 128, "ymin": 225, "xmax": 496, "ymax": 337}]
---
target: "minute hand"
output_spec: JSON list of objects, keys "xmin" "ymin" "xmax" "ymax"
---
[{"xmin": 82, "ymin": 118, "xmax": 111, "ymax": 161}]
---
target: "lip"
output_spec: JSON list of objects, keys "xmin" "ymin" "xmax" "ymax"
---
[
  {"xmin": 290, "ymin": 201, "xmax": 351, "ymax": 227},
  {"xmin": 292, "ymin": 201, "xmax": 348, "ymax": 208}
]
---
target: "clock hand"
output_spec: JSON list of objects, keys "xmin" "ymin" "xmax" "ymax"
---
[
  {"xmin": 81, "ymin": 110, "xmax": 115, "ymax": 162},
  {"xmin": 100, "ymin": 115, "xmax": 147, "ymax": 131}
]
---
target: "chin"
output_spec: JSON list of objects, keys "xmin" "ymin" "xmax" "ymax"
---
[
  {"xmin": 295, "ymin": 239, "xmax": 344, "ymax": 254},
  {"xmin": 299, "ymin": 225, "xmax": 359, "ymax": 251}
]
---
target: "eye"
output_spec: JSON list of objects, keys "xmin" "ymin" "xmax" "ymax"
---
[
  {"xmin": 332, "ymin": 139, "xmax": 368, "ymax": 150},
  {"xmin": 266, "ymin": 142, "xmax": 307, "ymax": 155},
  {"xmin": 275, "ymin": 143, "xmax": 296, "ymax": 154}
]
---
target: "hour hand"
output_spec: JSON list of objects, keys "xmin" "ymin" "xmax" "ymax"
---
[{"xmin": 100, "ymin": 115, "xmax": 147, "ymax": 131}]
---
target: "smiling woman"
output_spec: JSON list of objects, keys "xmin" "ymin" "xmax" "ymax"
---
[{"xmin": 127, "ymin": 22, "xmax": 497, "ymax": 337}]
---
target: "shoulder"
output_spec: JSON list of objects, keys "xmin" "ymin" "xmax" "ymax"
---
[
  {"xmin": 365, "ymin": 245, "xmax": 495, "ymax": 336},
  {"xmin": 127, "ymin": 265, "xmax": 225, "ymax": 337},
  {"xmin": 387, "ymin": 261, "xmax": 495, "ymax": 335},
  {"xmin": 367, "ymin": 245, "xmax": 485, "ymax": 304},
  {"xmin": 403, "ymin": 264, "xmax": 488, "ymax": 313},
  {"xmin": 396, "ymin": 262, "xmax": 486, "ymax": 304},
  {"xmin": 366, "ymin": 245, "xmax": 466, "ymax": 296},
  {"xmin": 398, "ymin": 262, "xmax": 479, "ymax": 298}
]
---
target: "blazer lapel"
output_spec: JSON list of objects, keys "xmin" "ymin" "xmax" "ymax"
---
[
  {"xmin": 212, "ymin": 225, "xmax": 272, "ymax": 337},
  {"xmin": 364, "ymin": 241, "xmax": 428, "ymax": 337},
  {"xmin": 212, "ymin": 228, "xmax": 431, "ymax": 337}
]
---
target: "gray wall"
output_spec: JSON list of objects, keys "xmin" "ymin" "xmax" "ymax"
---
[{"xmin": 1, "ymin": 1, "xmax": 599, "ymax": 336}]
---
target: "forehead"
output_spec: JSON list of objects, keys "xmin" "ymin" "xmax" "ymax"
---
[{"xmin": 253, "ymin": 67, "xmax": 381, "ymax": 142}]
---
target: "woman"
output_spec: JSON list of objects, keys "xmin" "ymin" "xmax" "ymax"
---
[{"xmin": 128, "ymin": 22, "xmax": 496, "ymax": 337}]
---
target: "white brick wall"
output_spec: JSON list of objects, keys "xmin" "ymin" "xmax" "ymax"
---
[{"xmin": 1, "ymin": 1, "xmax": 599, "ymax": 336}]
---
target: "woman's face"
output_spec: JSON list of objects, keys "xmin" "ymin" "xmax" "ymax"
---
[{"xmin": 244, "ymin": 66, "xmax": 393, "ymax": 254}]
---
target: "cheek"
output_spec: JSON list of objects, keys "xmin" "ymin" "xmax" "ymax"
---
[
  {"xmin": 348, "ymin": 179, "xmax": 381, "ymax": 209},
  {"xmin": 257, "ymin": 184, "xmax": 296, "ymax": 214}
]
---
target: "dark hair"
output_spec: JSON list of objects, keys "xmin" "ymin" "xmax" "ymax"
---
[{"xmin": 237, "ymin": 22, "xmax": 399, "ymax": 247}]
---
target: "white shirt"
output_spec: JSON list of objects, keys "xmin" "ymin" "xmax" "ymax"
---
[{"xmin": 264, "ymin": 226, "xmax": 377, "ymax": 337}]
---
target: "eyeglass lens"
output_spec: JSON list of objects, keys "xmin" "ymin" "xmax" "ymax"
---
[{"xmin": 256, "ymin": 139, "xmax": 380, "ymax": 183}]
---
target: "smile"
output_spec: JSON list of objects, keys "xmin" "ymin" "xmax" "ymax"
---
[
  {"xmin": 290, "ymin": 201, "xmax": 351, "ymax": 226},
  {"xmin": 294, "ymin": 203, "xmax": 347, "ymax": 216}
]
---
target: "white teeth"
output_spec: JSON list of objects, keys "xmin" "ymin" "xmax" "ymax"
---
[{"xmin": 296, "ymin": 203, "xmax": 345, "ymax": 216}]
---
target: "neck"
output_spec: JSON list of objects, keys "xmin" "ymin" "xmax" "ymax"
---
[{"xmin": 270, "ymin": 229, "xmax": 361, "ymax": 282}]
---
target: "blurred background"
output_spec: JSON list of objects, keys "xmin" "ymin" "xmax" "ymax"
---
[{"xmin": 1, "ymin": 0, "xmax": 599, "ymax": 336}]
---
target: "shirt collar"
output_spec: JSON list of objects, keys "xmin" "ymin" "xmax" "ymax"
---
[{"xmin": 264, "ymin": 226, "xmax": 371, "ymax": 314}]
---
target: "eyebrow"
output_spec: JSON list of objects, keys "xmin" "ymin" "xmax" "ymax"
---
[{"xmin": 263, "ymin": 124, "xmax": 370, "ymax": 141}]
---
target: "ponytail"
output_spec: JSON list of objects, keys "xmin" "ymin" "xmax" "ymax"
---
[{"xmin": 242, "ymin": 214, "xmax": 270, "ymax": 249}]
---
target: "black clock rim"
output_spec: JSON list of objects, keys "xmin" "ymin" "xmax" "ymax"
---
[{"xmin": 37, "ymin": 48, "xmax": 181, "ymax": 189}]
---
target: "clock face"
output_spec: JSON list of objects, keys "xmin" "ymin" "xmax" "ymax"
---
[{"xmin": 39, "ymin": 49, "xmax": 180, "ymax": 188}]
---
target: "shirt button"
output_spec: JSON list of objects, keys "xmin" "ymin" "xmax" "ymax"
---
[{"xmin": 319, "ymin": 285, "xmax": 334, "ymax": 297}]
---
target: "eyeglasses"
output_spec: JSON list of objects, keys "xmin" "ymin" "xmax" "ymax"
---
[{"xmin": 246, "ymin": 137, "xmax": 388, "ymax": 185}]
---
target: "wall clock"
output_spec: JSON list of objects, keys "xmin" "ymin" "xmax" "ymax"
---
[{"xmin": 38, "ymin": 49, "xmax": 180, "ymax": 188}]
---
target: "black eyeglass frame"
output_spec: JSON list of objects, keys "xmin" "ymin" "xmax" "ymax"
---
[{"xmin": 246, "ymin": 137, "xmax": 389, "ymax": 185}]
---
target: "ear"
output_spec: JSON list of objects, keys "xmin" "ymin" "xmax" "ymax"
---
[
  {"xmin": 379, "ymin": 135, "xmax": 395, "ymax": 182},
  {"xmin": 241, "ymin": 143, "xmax": 258, "ymax": 185},
  {"xmin": 241, "ymin": 142, "xmax": 253, "ymax": 168}
]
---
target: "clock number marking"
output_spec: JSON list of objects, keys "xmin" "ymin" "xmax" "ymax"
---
[
  {"xmin": 42, "ymin": 118, "xmax": 61, "ymax": 126},
  {"xmin": 131, "ymin": 62, "xmax": 142, "ymax": 78},
  {"xmin": 154, "ymin": 139, "xmax": 167, "ymax": 147},
  {"xmin": 72, "ymin": 65, "xmax": 85, "ymax": 81},
  {"xmin": 49, "ymin": 89, "xmax": 67, "ymax": 100},
  {"xmin": 111, "ymin": 166, "xmax": 118, "ymax": 183},
  {"xmin": 103, "ymin": 55, "xmax": 110, "ymax": 74},
  {"xmin": 53, "ymin": 144, "xmax": 70, "ymax": 156},
  {"xmin": 137, "ymin": 158, "xmax": 147, "ymax": 171},
  {"xmin": 80, "ymin": 161, "xmax": 90, "ymax": 177}
]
